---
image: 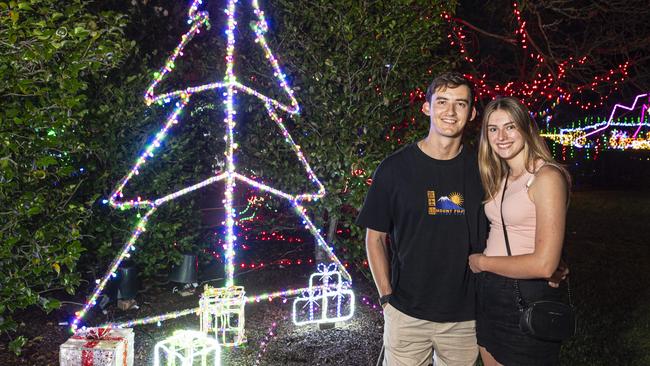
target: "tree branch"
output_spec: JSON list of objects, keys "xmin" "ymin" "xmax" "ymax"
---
[{"xmin": 449, "ymin": 16, "xmax": 517, "ymax": 45}]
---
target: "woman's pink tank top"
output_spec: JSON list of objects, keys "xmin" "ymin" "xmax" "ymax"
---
[{"xmin": 484, "ymin": 171, "xmax": 537, "ymax": 256}]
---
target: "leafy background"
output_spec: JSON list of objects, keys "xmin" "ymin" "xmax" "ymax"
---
[{"xmin": 0, "ymin": 0, "xmax": 457, "ymax": 353}]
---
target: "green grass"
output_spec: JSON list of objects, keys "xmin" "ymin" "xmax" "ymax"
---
[{"xmin": 560, "ymin": 191, "xmax": 650, "ymax": 365}]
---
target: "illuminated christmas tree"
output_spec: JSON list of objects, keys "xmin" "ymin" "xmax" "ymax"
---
[{"xmin": 71, "ymin": 0, "xmax": 353, "ymax": 338}]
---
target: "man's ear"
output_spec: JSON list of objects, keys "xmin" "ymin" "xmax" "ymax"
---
[
  {"xmin": 470, "ymin": 106, "xmax": 477, "ymax": 121},
  {"xmin": 422, "ymin": 102, "xmax": 431, "ymax": 116}
]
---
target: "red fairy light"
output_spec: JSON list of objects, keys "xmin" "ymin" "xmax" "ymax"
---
[{"xmin": 441, "ymin": 5, "xmax": 629, "ymax": 112}]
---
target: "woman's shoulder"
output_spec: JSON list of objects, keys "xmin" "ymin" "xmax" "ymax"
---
[
  {"xmin": 535, "ymin": 163, "xmax": 565, "ymax": 177},
  {"xmin": 530, "ymin": 158, "xmax": 550, "ymax": 173},
  {"xmin": 527, "ymin": 160, "xmax": 565, "ymax": 185},
  {"xmin": 527, "ymin": 164, "xmax": 568, "ymax": 202}
]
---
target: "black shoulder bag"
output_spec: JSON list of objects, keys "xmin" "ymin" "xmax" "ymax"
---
[{"xmin": 500, "ymin": 173, "xmax": 576, "ymax": 342}]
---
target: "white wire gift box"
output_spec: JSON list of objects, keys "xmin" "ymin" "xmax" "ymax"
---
[
  {"xmin": 199, "ymin": 285, "xmax": 246, "ymax": 346},
  {"xmin": 292, "ymin": 263, "xmax": 355, "ymax": 325}
]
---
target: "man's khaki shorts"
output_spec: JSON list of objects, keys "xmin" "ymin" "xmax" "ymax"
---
[{"xmin": 383, "ymin": 303, "xmax": 478, "ymax": 366}]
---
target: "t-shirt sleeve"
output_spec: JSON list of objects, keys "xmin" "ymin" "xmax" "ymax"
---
[{"xmin": 355, "ymin": 161, "xmax": 392, "ymax": 233}]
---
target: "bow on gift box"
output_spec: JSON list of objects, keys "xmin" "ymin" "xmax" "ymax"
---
[
  {"xmin": 300, "ymin": 288, "xmax": 322, "ymax": 308},
  {"xmin": 72, "ymin": 328, "xmax": 128, "ymax": 366},
  {"xmin": 316, "ymin": 263, "xmax": 338, "ymax": 285}
]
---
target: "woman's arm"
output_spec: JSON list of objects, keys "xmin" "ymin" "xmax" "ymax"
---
[{"xmin": 469, "ymin": 166, "xmax": 568, "ymax": 279}]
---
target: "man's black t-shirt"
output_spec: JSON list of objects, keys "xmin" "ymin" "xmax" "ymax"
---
[{"xmin": 356, "ymin": 143, "xmax": 486, "ymax": 322}]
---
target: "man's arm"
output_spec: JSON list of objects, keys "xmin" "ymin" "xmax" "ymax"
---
[{"xmin": 366, "ymin": 228, "xmax": 392, "ymax": 301}]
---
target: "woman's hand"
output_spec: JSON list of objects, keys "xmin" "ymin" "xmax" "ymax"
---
[{"xmin": 469, "ymin": 253, "xmax": 485, "ymax": 273}]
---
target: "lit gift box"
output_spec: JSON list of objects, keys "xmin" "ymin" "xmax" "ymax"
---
[
  {"xmin": 199, "ymin": 285, "xmax": 246, "ymax": 346},
  {"xmin": 60, "ymin": 327, "xmax": 134, "ymax": 366},
  {"xmin": 292, "ymin": 263, "xmax": 355, "ymax": 325},
  {"xmin": 154, "ymin": 330, "xmax": 221, "ymax": 366}
]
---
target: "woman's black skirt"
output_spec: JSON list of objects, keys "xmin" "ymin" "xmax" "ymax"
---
[{"xmin": 476, "ymin": 271, "xmax": 565, "ymax": 366}]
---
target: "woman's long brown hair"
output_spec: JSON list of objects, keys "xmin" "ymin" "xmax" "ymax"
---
[{"xmin": 478, "ymin": 97, "xmax": 571, "ymax": 201}]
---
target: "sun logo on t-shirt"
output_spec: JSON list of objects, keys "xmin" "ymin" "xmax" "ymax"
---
[{"xmin": 448, "ymin": 192, "xmax": 464, "ymax": 207}]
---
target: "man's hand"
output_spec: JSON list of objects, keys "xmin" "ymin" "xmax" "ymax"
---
[
  {"xmin": 547, "ymin": 260, "xmax": 569, "ymax": 288},
  {"xmin": 468, "ymin": 253, "xmax": 484, "ymax": 273},
  {"xmin": 379, "ymin": 293, "xmax": 392, "ymax": 309}
]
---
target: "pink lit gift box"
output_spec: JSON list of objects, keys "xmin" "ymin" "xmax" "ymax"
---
[{"xmin": 60, "ymin": 327, "xmax": 134, "ymax": 366}]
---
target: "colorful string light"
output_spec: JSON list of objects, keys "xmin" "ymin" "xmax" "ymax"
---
[
  {"xmin": 570, "ymin": 93, "xmax": 649, "ymax": 147},
  {"xmin": 73, "ymin": 0, "xmax": 351, "ymax": 331},
  {"xmin": 102, "ymin": 307, "xmax": 201, "ymax": 329},
  {"xmin": 101, "ymin": 283, "xmax": 344, "ymax": 329},
  {"xmin": 442, "ymin": 4, "xmax": 630, "ymax": 111},
  {"xmin": 541, "ymin": 93, "xmax": 650, "ymax": 150},
  {"xmin": 542, "ymin": 119, "xmax": 645, "ymax": 147},
  {"xmin": 238, "ymin": 195, "xmax": 268, "ymax": 222},
  {"xmin": 254, "ymin": 320, "xmax": 279, "ymax": 365},
  {"xmin": 608, "ymin": 131, "xmax": 650, "ymax": 150},
  {"xmin": 205, "ymin": 255, "xmax": 358, "ymax": 273}
]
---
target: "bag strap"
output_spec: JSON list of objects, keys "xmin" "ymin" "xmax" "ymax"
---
[
  {"xmin": 500, "ymin": 174, "xmax": 512, "ymax": 257},
  {"xmin": 500, "ymin": 174, "xmax": 526, "ymax": 310},
  {"xmin": 500, "ymin": 171, "xmax": 573, "ymax": 309}
]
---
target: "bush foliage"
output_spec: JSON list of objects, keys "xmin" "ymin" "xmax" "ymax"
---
[
  {"xmin": 243, "ymin": 0, "xmax": 459, "ymax": 270},
  {"xmin": 1, "ymin": 0, "xmax": 458, "ymax": 345},
  {"xmin": 0, "ymin": 0, "xmax": 134, "ymax": 336}
]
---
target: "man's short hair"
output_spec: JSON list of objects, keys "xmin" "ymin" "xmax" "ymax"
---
[{"xmin": 425, "ymin": 72, "xmax": 474, "ymax": 108}]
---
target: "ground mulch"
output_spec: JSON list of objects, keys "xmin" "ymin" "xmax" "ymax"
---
[{"xmin": 0, "ymin": 265, "xmax": 384, "ymax": 365}]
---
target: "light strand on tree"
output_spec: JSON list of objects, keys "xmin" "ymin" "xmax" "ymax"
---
[
  {"xmin": 441, "ymin": 4, "xmax": 630, "ymax": 111},
  {"xmin": 72, "ymin": 0, "xmax": 351, "ymax": 331},
  {"xmin": 72, "ymin": 207, "xmax": 157, "ymax": 329}
]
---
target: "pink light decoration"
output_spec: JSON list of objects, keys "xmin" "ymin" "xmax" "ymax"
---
[
  {"xmin": 632, "ymin": 99, "xmax": 650, "ymax": 138},
  {"xmin": 73, "ymin": 0, "xmax": 351, "ymax": 331},
  {"xmin": 568, "ymin": 92, "xmax": 649, "ymax": 147}
]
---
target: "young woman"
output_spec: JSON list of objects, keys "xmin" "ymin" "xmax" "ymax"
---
[{"xmin": 468, "ymin": 97, "xmax": 571, "ymax": 366}]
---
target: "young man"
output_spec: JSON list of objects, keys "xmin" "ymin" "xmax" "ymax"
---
[{"xmin": 356, "ymin": 72, "xmax": 486, "ymax": 366}]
